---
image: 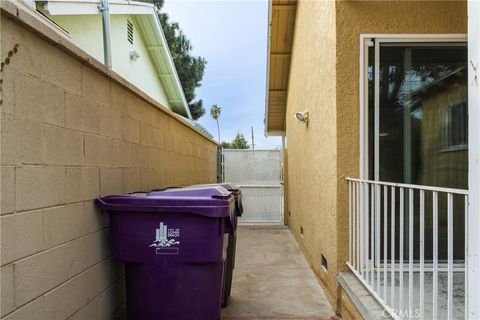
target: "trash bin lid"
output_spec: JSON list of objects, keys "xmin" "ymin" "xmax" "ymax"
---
[
  {"xmin": 190, "ymin": 183, "xmax": 239, "ymax": 192},
  {"xmin": 95, "ymin": 186, "xmax": 233, "ymax": 218}
]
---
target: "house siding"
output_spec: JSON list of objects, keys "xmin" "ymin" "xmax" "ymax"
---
[
  {"xmin": 49, "ymin": 14, "xmax": 172, "ymax": 109},
  {"xmin": 0, "ymin": 6, "xmax": 217, "ymax": 320},
  {"xmin": 284, "ymin": 0, "xmax": 339, "ymax": 308},
  {"xmin": 285, "ymin": 0, "xmax": 467, "ymax": 317}
]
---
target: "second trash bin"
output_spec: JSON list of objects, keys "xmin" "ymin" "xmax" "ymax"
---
[
  {"xmin": 96, "ymin": 186, "xmax": 235, "ymax": 320},
  {"xmin": 189, "ymin": 183, "xmax": 243, "ymax": 307}
]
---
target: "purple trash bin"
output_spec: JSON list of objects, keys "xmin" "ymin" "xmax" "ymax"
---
[{"xmin": 95, "ymin": 186, "xmax": 235, "ymax": 320}]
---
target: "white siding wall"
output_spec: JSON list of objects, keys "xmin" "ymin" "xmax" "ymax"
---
[{"xmin": 50, "ymin": 14, "xmax": 171, "ymax": 109}]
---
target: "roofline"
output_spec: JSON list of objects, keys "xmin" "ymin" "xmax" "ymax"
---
[
  {"xmin": 151, "ymin": 8, "xmax": 192, "ymax": 119},
  {"xmin": 40, "ymin": 0, "xmax": 156, "ymax": 15},
  {"xmin": 38, "ymin": 0, "xmax": 192, "ymax": 119},
  {"xmin": 264, "ymin": 0, "xmax": 273, "ymax": 136},
  {"xmin": 264, "ymin": 0, "xmax": 295, "ymax": 136}
]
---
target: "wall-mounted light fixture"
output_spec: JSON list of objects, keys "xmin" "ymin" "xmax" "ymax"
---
[
  {"xmin": 294, "ymin": 110, "xmax": 309, "ymax": 125},
  {"xmin": 130, "ymin": 50, "xmax": 140, "ymax": 62}
]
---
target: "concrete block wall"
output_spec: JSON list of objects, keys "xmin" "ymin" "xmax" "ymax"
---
[{"xmin": 0, "ymin": 3, "xmax": 217, "ymax": 319}]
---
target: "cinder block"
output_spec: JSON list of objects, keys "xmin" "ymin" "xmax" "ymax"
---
[
  {"xmin": 15, "ymin": 166, "xmax": 65, "ymax": 211},
  {"xmin": 1, "ymin": 19, "xmax": 41, "ymax": 83},
  {"xmin": 100, "ymin": 168, "xmax": 123, "ymax": 197},
  {"xmin": 43, "ymin": 272, "xmax": 88, "ymax": 320},
  {"xmin": 99, "ymin": 228, "xmax": 113, "ymax": 260},
  {"xmin": 1, "ymin": 166, "xmax": 15, "ymax": 214},
  {"xmin": 14, "ymin": 72, "xmax": 65, "ymax": 126},
  {"xmin": 164, "ymin": 134, "xmax": 174, "ymax": 152},
  {"xmin": 1, "ymin": 210, "xmax": 44, "ymax": 264},
  {"xmin": 1, "ymin": 264, "xmax": 14, "ymax": 316},
  {"xmin": 99, "ymin": 280, "xmax": 125, "ymax": 320},
  {"xmin": 124, "ymin": 95, "xmax": 146, "ymax": 121},
  {"xmin": 98, "ymin": 106, "xmax": 122, "ymax": 139},
  {"xmin": 69, "ymin": 298, "xmax": 100, "ymax": 320},
  {"xmin": 14, "ymin": 245, "xmax": 67, "ymax": 306},
  {"xmin": 66, "ymin": 167, "xmax": 99, "ymax": 203},
  {"xmin": 1, "ymin": 116, "xmax": 43, "ymax": 165},
  {"xmin": 84, "ymin": 258, "xmax": 123, "ymax": 301},
  {"xmin": 2, "ymin": 297, "xmax": 44, "ymax": 320},
  {"xmin": 141, "ymin": 168, "xmax": 156, "ymax": 191},
  {"xmin": 44, "ymin": 125, "xmax": 84, "ymax": 166},
  {"xmin": 122, "ymin": 116, "xmax": 140, "ymax": 144},
  {"xmin": 83, "ymin": 201, "xmax": 110, "ymax": 234},
  {"xmin": 1, "ymin": 67, "xmax": 15, "ymax": 116},
  {"xmin": 164, "ymin": 152, "xmax": 178, "ymax": 170},
  {"xmin": 66, "ymin": 232, "xmax": 101, "ymax": 278},
  {"xmin": 132, "ymin": 144, "xmax": 148, "ymax": 169},
  {"xmin": 140, "ymin": 123, "xmax": 155, "ymax": 147},
  {"xmin": 154, "ymin": 169, "xmax": 165, "ymax": 189},
  {"xmin": 82, "ymin": 66, "xmax": 110, "ymax": 107},
  {"xmin": 151, "ymin": 110, "xmax": 169, "ymax": 131},
  {"xmin": 110, "ymin": 83, "xmax": 129, "ymax": 115},
  {"xmin": 32, "ymin": 38, "xmax": 82, "ymax": 94},
  {"xmin": 147, "ymin": 148, "xmax": 162, "ymax": 170},
  {"xmin": 85, "ymin": 134, "xmax": 112, "ymax": 167},
  {"xmin": 66, "ymin": 93, "xmax": 100, "ymax": 134},
  {"xmin": 122, "ymin": 168, "xmax": 141, "ymax": 193},
  {"xmin": 112, "ymin": 140, "xmax": 132, "ymax": 168},
  {"xmin": 43, "ymin": 203, "xmax": 85, "ymax": 248},
  {"xmin": 153, "ymin": 128, "xmax": 165, "ymax": 149}
]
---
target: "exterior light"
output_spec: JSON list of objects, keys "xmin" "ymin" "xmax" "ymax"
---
[
  {"xmin": 295, "ymin": 110, "xmax": 309, "ymax": 124},
  {"xmin": 130, "ymin": 50, "xmax": 140, "ymax": 62}
]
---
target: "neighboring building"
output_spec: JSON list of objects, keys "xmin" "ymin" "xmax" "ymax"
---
[
  {"xmin": 265, "ymin": 1, "xmax": 478, "ymax": 319},
  {"xmin": 35, "ymin": 0, "xmax": 192, "ymax": 118}
]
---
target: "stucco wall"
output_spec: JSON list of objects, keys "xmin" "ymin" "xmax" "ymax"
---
[
  {"xmin": 284, "ymin": 0, "xmax": 339, "ymax": 307},
  {"xmin": 50, "ymin": 14, "xmax": 172, "ymax": 109},
  {"xmin": 0, "ymin": 5, "xmax": 217, "ymax": 320},
  {"xmin": 286, "ymin": 0, "xmax": 467, "ymax": 315},
  {"xmin": 334, "ymin": 0, "xmax": 467, "ymax": 280}
]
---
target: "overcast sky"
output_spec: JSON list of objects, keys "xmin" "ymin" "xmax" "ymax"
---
[{"xmin": 163, "ymin": 0, "xmax": 282, "ymax": 149}]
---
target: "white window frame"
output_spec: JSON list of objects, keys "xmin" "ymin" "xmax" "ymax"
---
[
  {"xmin": 467, "ymin": 2, "xmax": 480, "ymax": 319},
  {"xmin": 359, "ymin": 34, "xmax": 468, "ymax": 180}
]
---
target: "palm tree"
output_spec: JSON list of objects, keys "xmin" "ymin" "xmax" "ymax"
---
[{"xmin": 210, "ymin": 105, "xmax": 221, "ymax": 142}]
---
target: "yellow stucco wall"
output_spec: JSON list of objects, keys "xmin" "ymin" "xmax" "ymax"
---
[
  {"xmin": 334, "ymin": 0, "xmax": 467, "ymax": 286},
  {"xmin": 285, "ymin": 0, "xmax": 339, "ymax": 307},
  {"xmin": 286, "ymin": 0, "xmax": 467, "ymax": 315}
]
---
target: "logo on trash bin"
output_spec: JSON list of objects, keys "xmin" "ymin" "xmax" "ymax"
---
[{"xmin": 149, "ymin": 222, "xmax": 180, "ymax": 255}]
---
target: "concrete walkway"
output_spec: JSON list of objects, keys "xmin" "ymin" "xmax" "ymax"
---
[{"xmin": 221, "ymin": 226, "xmax": 337, "ymax": 320}]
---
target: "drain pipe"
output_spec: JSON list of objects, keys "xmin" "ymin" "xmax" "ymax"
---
[{"xmin": 99, "ymin": 0, "xmax": 112, "ymax": 68}]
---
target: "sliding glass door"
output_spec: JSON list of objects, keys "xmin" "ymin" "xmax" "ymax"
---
[{"xmin": 364, "ymin": 37, "xmax": 468, "ymax": 261}]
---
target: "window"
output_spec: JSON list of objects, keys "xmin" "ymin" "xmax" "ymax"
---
[
  {"xmin": 360, "ymin": 35, "xmax": 468, "ymax": 262},
  {"xmin": 127, "ymin": 20, "xmax": 134, "ymax": 44},
  {"xmin": 361, "ymin": 37, "xmax": 468, "ymax": 189},
  {"xmin": 442, "ymin": 101, "xmax": 468, "ymax": 151}
]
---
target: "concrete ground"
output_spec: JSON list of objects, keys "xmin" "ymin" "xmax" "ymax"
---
[{"xmin": 221, "ymin": 226, "xmax": 337, "ymax": 320}]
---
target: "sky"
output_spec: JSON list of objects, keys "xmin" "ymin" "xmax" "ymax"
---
[{"xmin": 163, "ymin": 0, "xmax": 282, "ymax": 149}]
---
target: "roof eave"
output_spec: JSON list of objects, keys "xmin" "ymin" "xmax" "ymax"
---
[{"xmin": 264, "ymin": 0, "xmax": 296, "ymax": 136}]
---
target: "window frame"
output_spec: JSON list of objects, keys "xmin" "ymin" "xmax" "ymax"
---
[{"xmin": 359, "ymin": 34, "xmax": 468, "ymax": 181}]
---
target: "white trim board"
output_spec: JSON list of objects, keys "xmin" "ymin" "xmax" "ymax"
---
[{"xmin": 467, "ymin": 2, "xmax": 480, "ymax": 319}]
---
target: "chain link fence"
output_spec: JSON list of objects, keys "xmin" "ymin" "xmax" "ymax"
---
[{"xmin": 222, "ymin": 149, "xmax": 283, "ymax": 224}]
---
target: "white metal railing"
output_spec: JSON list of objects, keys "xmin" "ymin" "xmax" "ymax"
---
[{"xmin": 346, "ymin": 178, "xmax": 469, "ymax": 320}]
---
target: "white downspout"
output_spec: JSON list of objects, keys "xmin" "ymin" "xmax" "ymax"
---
[{"xmin": 99, "ymin": 0, "xmax": 112, "ymax": 67}]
